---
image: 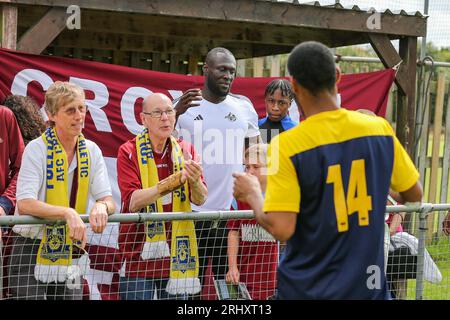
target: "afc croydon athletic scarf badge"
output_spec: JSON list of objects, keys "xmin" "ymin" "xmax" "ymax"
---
[
  {"xmin": 172, "ymin": 236, "xmax": 197, "ymax": 273},
  {"xmin": 42, "ymin": 225, "xmax": 71, "ymax": 262},
  {"xmin": 225, "ymin": 112, "xmax": 237, "ymax": 122}
]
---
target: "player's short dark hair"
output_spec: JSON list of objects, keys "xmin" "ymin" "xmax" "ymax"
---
[
  {"xmin": 287, "ymin": 41, "xmax": 336, "ymax": 96},
  {"xmin": 264, "ymin": 79, "xmax": 294, "ymax": 101},
  {"xmin": 205, "ymin": 47, "xmax": 235, "ymax": 65}
]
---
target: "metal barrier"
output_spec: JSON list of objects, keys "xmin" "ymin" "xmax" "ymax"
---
[{"xmin": 0, "ymin": 205, "xmax": 449, "ymax": 300}]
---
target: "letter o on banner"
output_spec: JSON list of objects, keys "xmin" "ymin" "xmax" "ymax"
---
[{"xmin": 121, "ymin": 87, "xmax": 153, "ymax": 135}]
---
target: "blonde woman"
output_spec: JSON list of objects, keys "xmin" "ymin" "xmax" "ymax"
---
[{"xmin": 9, "ymin": 81, "xmax": 115, "ymax": 300}]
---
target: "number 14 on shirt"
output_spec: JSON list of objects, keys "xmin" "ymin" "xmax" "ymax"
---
[{"xmin": 326, "ymin": 159, "xmax": 373, "ymax": 232}]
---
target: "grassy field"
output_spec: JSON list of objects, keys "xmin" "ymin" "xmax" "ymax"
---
[{"xmin": 406, "ymin": 236, "xmax": 450, "ymax": 300}]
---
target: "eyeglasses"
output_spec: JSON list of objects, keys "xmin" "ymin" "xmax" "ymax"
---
[
  {"xmin": 142, "ymin": 109, "xmax": 175, "ymax": 118},
  {"xmin": 265, "ymin": 98, "xmax": 290, "ymax": 108}
]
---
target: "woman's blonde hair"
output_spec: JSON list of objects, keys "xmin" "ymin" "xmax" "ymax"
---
[
  {"xmin": 45, "ymin": 81, "xmax": 85, "ymax": 116},
  {"xmin": 244, "ymin": 143, "xmax": 269, "ymax": 166}
]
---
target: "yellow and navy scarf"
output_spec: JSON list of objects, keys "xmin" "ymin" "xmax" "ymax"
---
[
  {"xmin": 136, "ymin": 128, "xmax": 200, "ymax": 295},
  {"xmin": 35, "ymin": 127, "xmax": 90, "ymax": 283}
]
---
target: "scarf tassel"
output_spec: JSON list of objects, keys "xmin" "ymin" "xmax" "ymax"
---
[
  {"xmin": 34, "ymin": 254, "xmax": 91, "ymax": 284},
  {"xmin": 140, "ymin": 241, "xmax": 170, "ymax": 260},
  {"xmin": 166, "ymin": 277, "xmax": 201, "ymax": 295}
]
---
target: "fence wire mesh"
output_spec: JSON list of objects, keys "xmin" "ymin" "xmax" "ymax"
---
[{"xmin": 0, "ymin": 207, "xmax": 449, "ymax": 300}]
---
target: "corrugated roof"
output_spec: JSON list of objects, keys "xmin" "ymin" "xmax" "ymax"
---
[{"xmin": 266, "ymin": 1, "xmax": 426, "ymax": 18}]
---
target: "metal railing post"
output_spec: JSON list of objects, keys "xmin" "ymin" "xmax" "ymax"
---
[{"xmin": 415, "ymin": 203, "xmax": 432, "ymax": 300}]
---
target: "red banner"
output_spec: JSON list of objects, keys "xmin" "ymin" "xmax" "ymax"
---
[{"xmin": 0, "ymin": 48, "xmax": 395, "ymax": 158}]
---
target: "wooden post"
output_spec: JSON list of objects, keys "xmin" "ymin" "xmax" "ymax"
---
[
  {"xmin": 439, "ymin": 83, "xmax": 450, "ymax": 235},
  {"xmin": 385, "ymin": 88, "xmax": 395, "ymax": 124},
  {"xmin": 112, "ymin": 50, "xmax": 125, "ymax": 66},
  {"xmin": 188, "ymin": 55, "xmax": 199, "ymax": 75},
  {"xmin": 427, "ymin": 72, "xmax": 445, "ymax": 243},
  {"xmin": 17, "ymin": 7, "xmax": 67, "ymax": 54},
  {"xmin": 253, "ymin": 57, "xmax": 264, "ymax": 77},
  {"xmin": 270, "ymin": 55, "xmax": 280, "ymax": 77},
  {"xmin": 151, "ymin": 52, "xmax": 161, "ymax": 71},
  {"xmin": 397, "ymin": 37, "xmax": 417, "ymax": 157},
  {"xmin": 1, "ymin": 5, "xmax": 17, "ymax": 49},
  {"xmin": 236, "ymin": 59, "xmax": 246, "ymax": 77},
  {"xmin": 418, "ymin": 84, "xmax": 431, "ymax": 189},
  {"xmin": 169, "ymin": 54, "xmax": 180, "ymax": 74}
]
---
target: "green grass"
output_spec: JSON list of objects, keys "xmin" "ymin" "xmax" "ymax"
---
[{"xmin": 406, "ymin": 237, "xmax": 450, "ymax": 300}]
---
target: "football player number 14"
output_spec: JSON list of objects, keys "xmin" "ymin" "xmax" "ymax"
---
[{"xmin": 326, "ymin": 159, "xmax": 372, "ymax": 232}]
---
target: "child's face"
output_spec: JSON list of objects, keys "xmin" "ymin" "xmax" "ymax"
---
[
  {"xmin": 265, "ymin": 88, "xmax": 291, "ymax": 122},
  {"xmin": 244, "ymin": 157, "xmax": 267, "ymax": 188}
]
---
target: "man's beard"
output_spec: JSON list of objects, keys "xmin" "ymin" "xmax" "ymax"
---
[{"xmin": 206, "ymin": 74, "xmax": 230, "ymax": 98}]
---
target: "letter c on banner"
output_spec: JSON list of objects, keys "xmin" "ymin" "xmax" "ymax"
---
[
  {"xmin": 10, "ymin": 69, "xmax": 54, "ymax": 122},
  {"xmin": 69, "ymin": 77, "xmax": 112, "ymax": 132},
  {"xmin": 121, "ymin": 87, "xmax": 152, "ymax": 135}
]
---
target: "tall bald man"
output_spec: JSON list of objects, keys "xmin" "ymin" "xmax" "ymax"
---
[{"xmin": 117, "ymin": 93, "xmax": 207, "ymax": 300}]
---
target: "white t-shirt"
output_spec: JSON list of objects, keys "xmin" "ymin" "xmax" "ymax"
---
[
  {"xmin": 13, "ymin": 136, "xmax": 112, "ymax": 239},
  {"xmin": 175, "ymin": 94, "xmax": 259, "ymax": 211}
]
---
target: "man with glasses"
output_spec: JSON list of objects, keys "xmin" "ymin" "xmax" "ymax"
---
[
  {"xmin": 117, "ymin": 93, "xmax": 207, "ymax": 300},
  {"xmin": 258, "ymin": 79, "xmax": 298, "ymax": 144}
]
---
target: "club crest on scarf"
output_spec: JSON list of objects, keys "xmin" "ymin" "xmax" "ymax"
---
[
  {"xmin": 41, "ymin": 225, "xmax": 71, "ymax": 262},
  {"xmin": 172, "ymin": 236, "xmax": 196, "ymax": 273},
  {"xmin": 146, "ymin": 221, "xmax": 165, "ymax": 239}
]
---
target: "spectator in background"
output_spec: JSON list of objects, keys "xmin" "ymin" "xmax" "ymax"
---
[
  {"xmin": 1, "ymin": 95, "xmax": 45, "ymax": 299},
  {"xmin": 0, "ymin": 103, "xmax": 25, "ymax": 300},
  {"xmin": 226, "ymin": 144, "xmax": 278, "ymax": 300},
  {"xmin": 3, "ymin": 95, "xmax": 46, "ymax": 145},
  {"xmin": 0, "ymin": 104, "xmax": 24, "ymax": 234},
  {"xmin": 258, "ymin": 79, "xmax": 298, "ymax": 144},
  {"xmin": 9, "ymin": 81, "xmax": 115, "ymax": 300}
]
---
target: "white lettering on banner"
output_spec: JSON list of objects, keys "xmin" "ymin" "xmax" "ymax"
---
[
  {"xmin": 121, "ymin": 87, "xmax": 152, "ymax": 135},
  {"xmin": 241, "ymin": 224, "xmax": 276, "ymax": 242},
  {"xmin": 168, "ymin": 90, "xmax": 183, "ymax": 101},
  {"xmin": 10, "ymin": 68, "xmax": 53, "ymax": 121},
  {"xmin": 70, "ymin": 77, "xmax": 112, "ymax": 132}
]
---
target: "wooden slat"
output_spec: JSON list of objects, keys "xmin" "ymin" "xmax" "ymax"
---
[
  {"xmin": 72, "ymin": 47, "xmax": 83, "ymax": 59},
  {"xmin": 385, "ymin": 88, "xmax": 394, "ymax": 124},
  {"xmin": 112, "ymin": 50, "xmax": 126, "ymax": 66},
  {"xmin": 418, "ymin": 85, "xmax": 431, "ymax": 188},
  {"xmin": 5, "ymin": 0, "xmax": 427, "ymax": 37},
  {"xmin": 151, "ymin": 52, "xmax": 161, "ymax": 71},
  {"xmin": 270, "ymin": 55, "xmax": 280, "ymax": 77},
  {"xmin": 236, "ymin": 59, "xmax": 246, "ymax": 77},
  {"xmin": 427, "ymin": 72, "xmax": 445, "ymax": 242},
  {"xmin": 188, "ymin": 55, "xmax": 199, "ymax": 76},
  {"xmin": 252, "ymin": 57, "xmax": 264, "ymax": 77},
  {"xmin": 1, "ymin": 4, "xmax": 17, "ymax": 49},
  {"xmin": 17, "ymin": 7, "xmax": 66, "ymax": 54},
  {"xmin": 438, "ymin": 83, "xmax": 450, "ymax": 235},
  {"xmin": 401, "ymin": 37, "xmax": 418, "ymax": 157},
  {"xmin": 169, "ymin": 54, "xmax": 180, "ymax": 74}
]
